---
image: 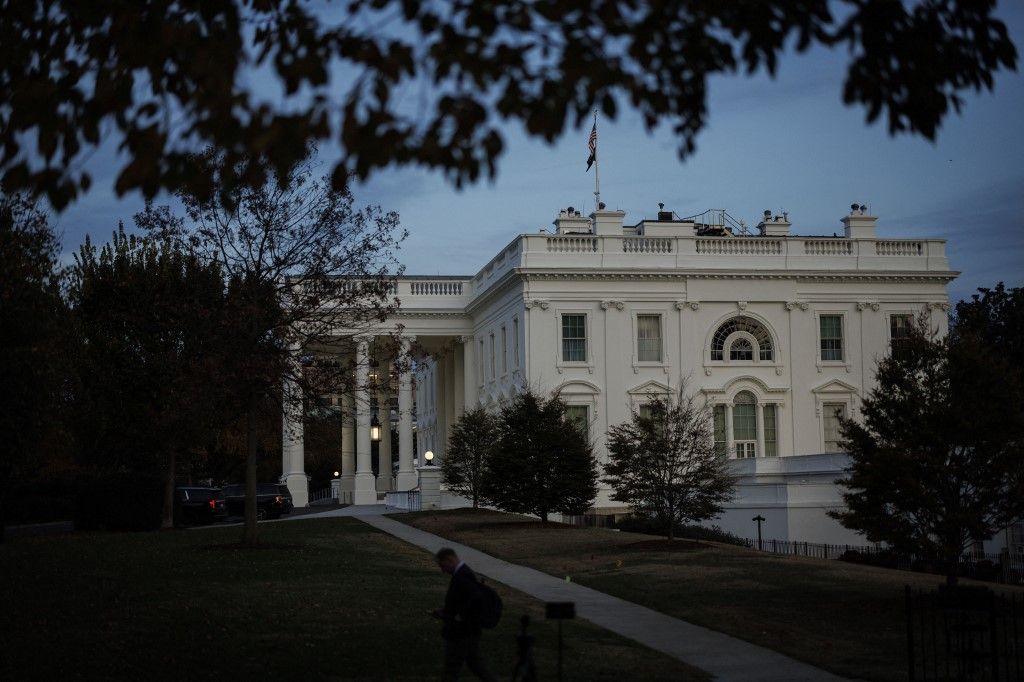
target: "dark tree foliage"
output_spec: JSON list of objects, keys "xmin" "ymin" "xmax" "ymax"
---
[
  {"xmin": 69, "ymin": 227, "xmax": 229, "ymax": 529},
  {"xmin": 443, "ymin": 407, "xmax": 499, "ymax": 508},
  {"xmin": 0, "ymin": 1, "xmax": 1016, "ymax": 208},
  {"xmin": 604, "ymin": 389, "xmax": 736, "ymax": 542},
  {"xmin": 830, "ymin": 315, "xmax": 1024, "ymax": 585},
  {"xmin": 484, "ymin": 390, "xmax": 598, "ymax": 522},
  {"xmin": 0, "ymin": 194, "xmax": 66, "ymax": 540},
  {"xmin": 953, "ymin": 282, "xmax": 1024, "ymax": 373},
  {"xmin": 141, "ymin": 152, "xmax": 404, "ymax": 544}
]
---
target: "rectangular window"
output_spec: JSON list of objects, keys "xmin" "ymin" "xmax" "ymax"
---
[
  {"xmin": 890, "ymin": 314, "xmax": 913, "ymax": 361},
  {"xmin": 638, "ymin": 403, "xmax": 654, "ymax": 421},
  {"xmin": 763, "ymin": 404, "xmax": 778, "ymax": 457},
  {"xmin": 820, "ymin": 315, "xmax": 844, "ymax": 362},
  {"xmin": 713, "ymin": 405, "xmax": 727, "ymax": 457},
  {"xmin": 513, "ymin": 317, "xmax": 520, "ymax": 367},
  {"xmin": 501, "ymin": 326, "xmax": 507, "ymax": 374},
  {"xmin": 489, "ymin": 333, "xmax": 496, "ymax": 379},
  {"xmin": 823, "ymin": 403, "xmax": 847, "ymax": 452},
  {"xmin": 561, "ymin": 314, "xmax": 587, "ymax": 362},
  {"xmin": 564, "ymin": 405, "xmax": 589, "ymax": 438},
  {"xmin": 636, "ymin": 314, "xmax": 663, "ymax": 362}
]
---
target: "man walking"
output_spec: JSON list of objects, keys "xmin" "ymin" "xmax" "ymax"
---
[{"xmin": 432, "ymin": 547, "xmax": 497, "ymax": 682}]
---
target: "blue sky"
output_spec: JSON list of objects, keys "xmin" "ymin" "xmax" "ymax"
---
[{"xmin": 51, "ymin": 5, "xmax": 1024, "ymax": 305}]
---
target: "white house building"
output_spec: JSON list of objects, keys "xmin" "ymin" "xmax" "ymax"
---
[{"xmin": 283, "ymin": 201, "xmax": 965, "ymax": 545}]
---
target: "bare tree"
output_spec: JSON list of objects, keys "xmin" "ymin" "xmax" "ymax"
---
[
  {"xmin": 604, "ymin": 383, "xmax": 737, "ymax": 542},
  {"xmin": 140, "ymin": 152, "xmax": 406, "ymax": 544}
]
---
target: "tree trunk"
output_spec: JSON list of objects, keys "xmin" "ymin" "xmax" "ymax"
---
[
  {"xmin": 161, "ymin": 449, "xmax": 177, "ymax": 529},
  {"xmin": 946, "ymin": 554, "xmax": 960, "ymax": 586},
  {"xmin": 242, "ymin": 404, "xmax": 259, "ymax": 545},
  {"xmin": 540, "ymin": 510, "xmax": 548, "ymax": 523},
  {"xmin": 667, "ymin": 520, "xmax": 674, "ymax": 542}
]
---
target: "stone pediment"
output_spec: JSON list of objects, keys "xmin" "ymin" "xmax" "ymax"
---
[
  {"xmin": 627, "ymin": 379, "xmax": 673, "ymax": 396},
  {"xmin": 811, "ymin": 378, "xmax": 859, "ymax": 394}
]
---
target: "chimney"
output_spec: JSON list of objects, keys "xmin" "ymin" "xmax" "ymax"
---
[
  {"xmin": 657, "ymin": 202, "xmax": 673, "ymax": 222},
  {"xmin": 757, "ymin": 209, "xmax": 791, "ymax": 237},
  {"xmin": 552, "ymin": 206, "xmax": 592, "ymax": 234},
  {"xmin": 840, "ymin": 203, "xmax": 877, "ymax": 239},
  {"xmin": 591, "ymin": 203, "xmax": 626, "ymax": 236}
]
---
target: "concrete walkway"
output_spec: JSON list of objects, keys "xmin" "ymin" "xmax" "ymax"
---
[{"xmin": 359, "ymin": 514, "xmax": 847, "ymax": 682}]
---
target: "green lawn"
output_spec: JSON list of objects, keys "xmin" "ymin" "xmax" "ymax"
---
[
  {"xmin": 0, "ymin": 517, "xmax": 704, "ymax": 681},
  {"xmin": 398, "ymin": 509, "xmax": 1024, "ymax": 682}
]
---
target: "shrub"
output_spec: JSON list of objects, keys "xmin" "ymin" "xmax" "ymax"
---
[
  {"xmin": 74, "ymin": 470, "xmax": 163, "ymax": 531},
  {"xmin": 614, "ymin": 514, "xmax": 748, "ymax": 546}
]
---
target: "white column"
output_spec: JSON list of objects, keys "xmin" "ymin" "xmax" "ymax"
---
[
  {"xmin": 453, "ymin": 344, "xmax": 465, "ymax": 418},
  {"xmin": 353, "ymin": 337, "xmax": 377, "ymax": 505},
  {"xmin": 340, "ymin": 390, "xmax": 355, "ymax": 503},
  {"xmin": 756, "ymin": 402, "xmax": 766, "ymax": 458},
  {"xmin": 281, "ymin": 370, "xmax": 309, "ymax": 508},
  {"xmin": 462, "ymin": 336, "xmax": 477, "ymax": 410},
  {"xmin": 396, "ymin": 337, "xmax": 417, "ymax": 490},
  {"xmin": 442, "ymin": 351, "xmax": 456, "ymax": 466},
  {"xmin": 725, "ymin": 404, "xmax": 735, "ymax": 457},
  {"xmin": 376, "ymin": 377, "xmax": 392, "ymax": 492}
]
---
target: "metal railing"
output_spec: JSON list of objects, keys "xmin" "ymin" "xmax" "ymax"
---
[
  {"xmin": 309, "ymin": 486, "xmax": 336, "ymax": 506},
  {"xmin": 384, "ymin": 490, "xmax": 421, "ymax": 511}
]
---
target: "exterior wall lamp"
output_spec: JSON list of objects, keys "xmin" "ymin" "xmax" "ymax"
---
[
  {"xmin": 370, "ymin": 414, "xmax": 382, "ymax": 442},
  {"xmin": 424, "ymin": 450, "xmax": 434, "ymax": 466}
]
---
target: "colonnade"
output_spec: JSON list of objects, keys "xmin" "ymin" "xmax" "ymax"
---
[{"xmin": 281, "ymin": 334, "xmax": 479, "ymax": 507}]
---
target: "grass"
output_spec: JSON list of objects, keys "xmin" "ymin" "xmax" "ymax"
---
[
  {"xmin": 398, "ymin": 509, "xmax": 1024, "ymax": 682},
  {"xmin": 0, "ymin": 516, "xmax": 705, "ymax": 681}
]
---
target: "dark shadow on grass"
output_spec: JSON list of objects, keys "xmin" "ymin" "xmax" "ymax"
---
[
  {"xmin": 199, "ymin": 543, "xmax": 304, "ymax": 551},
  {"xmin": 622, "ymin": 539, "xmax": 705, "ymax": 553}
]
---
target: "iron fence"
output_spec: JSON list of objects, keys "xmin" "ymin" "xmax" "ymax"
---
[{"xmin": 906, "ymin": 585, "xmax": 1022, "ymax": 681}]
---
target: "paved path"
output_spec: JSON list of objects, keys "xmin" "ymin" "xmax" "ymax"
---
[{"xmin": 359, "ymin": 513, "xmax": 847, "ymax": 682}]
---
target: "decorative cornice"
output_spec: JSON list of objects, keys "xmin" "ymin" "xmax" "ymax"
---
[
  {"xmin": 856, "ymin": 301, "xmax": 881, "ymax": 312},
  {"xmin": 599, "ymin": 300, "xmax": 625, "ymax": 311},
  {"xmin": 928, "ymin": 301, "xmax": 951, "ymax": 312},
  {"xmin": 391, "ymin": 311, "xmax": 469, "ymax": 320},
  {"xmin": 785, "ymin": 301, "xmax": 809, "ymax": 311},
  {"xmin": 674, "ymin": 300, "xmax": 700, "ymax": 311},
  {"xmin": 523, "ymin": 298, "xmax": 550, "ymax": 310},
  {"xmin": 521, "ymin": 271, "xmax": 958, "ymax": 284}
]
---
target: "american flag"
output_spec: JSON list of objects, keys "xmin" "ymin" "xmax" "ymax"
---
[{"xmin": 586, "ymin": 121, "xmax": 597, "ymax": 171}]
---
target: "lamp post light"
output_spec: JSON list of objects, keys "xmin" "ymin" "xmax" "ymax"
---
[
  {"xmin": 752, "ymin": 514, "xmax": 766, "ymax": 551},
  {"xmin": 370, "ymin": 414, "xmax": 382, "ymax": 443},
  {"xmin": 333, "ymin": 471, "xmax": 340, "ymax": 478},
  {"xmin": 424, "ymin": 450, "xmax": 434, "ymax": 466}
]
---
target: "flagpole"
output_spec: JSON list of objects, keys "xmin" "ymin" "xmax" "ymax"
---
[{"xmin": 593, "ymin": 110, "xmax": 601, "ymax": 210}]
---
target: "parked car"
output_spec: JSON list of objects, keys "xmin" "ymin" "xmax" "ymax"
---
[
  {"xmin": 174, "ymin": 487, "xmax": 227, "ymax": 526},
  {"xmin": 222, "ymin": 483, "xmax": 289, "ymax": 520},
  {"xmin": 276, "ymin": 485, "xmax": 294, "ymax": 514}
]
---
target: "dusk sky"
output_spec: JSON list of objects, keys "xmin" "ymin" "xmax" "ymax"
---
[{"xmin": 50, "ymin": 4, "xmax": 1024, "ymax": 305}]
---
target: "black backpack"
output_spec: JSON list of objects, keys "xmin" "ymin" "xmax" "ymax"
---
[{"xmin": 476, "ymin": 579, "xmax": 503, "ymax": 629}]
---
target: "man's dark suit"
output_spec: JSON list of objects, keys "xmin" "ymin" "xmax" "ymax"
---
[{"xmin": 441, "ymin": 563, "xmax": 496, "ymax": 681}]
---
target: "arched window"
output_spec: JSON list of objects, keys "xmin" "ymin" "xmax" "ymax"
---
[{"xmin": 710, "ymin": 316, "xmax": 774, "ymax": 361}]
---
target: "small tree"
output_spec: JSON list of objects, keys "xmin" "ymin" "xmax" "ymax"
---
[
  {"xmin": 140, "ymin": 152, "xmax": 405, "ymax": 544},
  {"xmin": 483, "ymin": 390, "xmax": 598, "ymax": 522},
  {"xmin": 831, "ymin": 315, "xmax": 1024, "ymax": 585},
  {"xmin": 70, "ymin": 227, "xmax": 228, "ymax": 529},
  {"xmin": 604, "ymin": 387, "xmax": 737, "ymax": 541},
  {"xmin": 443, "ymin": 407, "xmax": 499, "ymax": 509}
]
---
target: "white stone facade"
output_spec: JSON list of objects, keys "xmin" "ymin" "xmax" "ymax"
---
[{"xmin": 285, "ymin": 203, "xmax": 957, "ymax": 544}]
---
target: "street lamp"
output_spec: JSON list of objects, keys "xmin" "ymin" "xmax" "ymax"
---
[
  {"xmin": 424, "ymin": 450, "xmax": 434, "ymax": 466},
  {"xmin": 752, "ymin": 515, "xmax": 766, "ymax": 551},
  {"xmin": 370, "ymin": 414, "xmax": 381, "ymax": 442},
  {"xmin": 333, "ymin": 471, "xmax": 340, "ymax": 478}
]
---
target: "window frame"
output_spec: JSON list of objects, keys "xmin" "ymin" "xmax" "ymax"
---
[
  {"xmin": 556, "ymin": 309, "xmax": 593, "ymax": 373},
  {"xmin": 705, "ymin": 313, "xmax": 779, "ymax": 368},
  {"xmin": 888, "ymin": 312, "xmax": 915, "ymax": 362},
  {"xmin": 814, "ymin": 311, "xmax": 851, "ymax": 372},
  {"xmin": 822, "ymin": 401, "xmax": 848, "ymax": 453},
  {"xmin": 500, "ymin": 325, "xmax": 508, "ymax": 376},
  {"xmin": 634, "ymin": 311, "xmax": 665, "ymax": 365}
]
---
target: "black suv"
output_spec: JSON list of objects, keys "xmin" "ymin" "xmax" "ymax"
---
[
  {"xmin": 222, "ymin": 483, "xmax": 289, "ymax": 520},
  {"xmin": 173, "ymin": 487, "xmax": 227, "ymax": 526}
]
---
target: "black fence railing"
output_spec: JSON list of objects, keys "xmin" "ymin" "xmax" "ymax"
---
[{"xmin": 906, "ymin": 585, "xmax": 1023, "ymax": 681}]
